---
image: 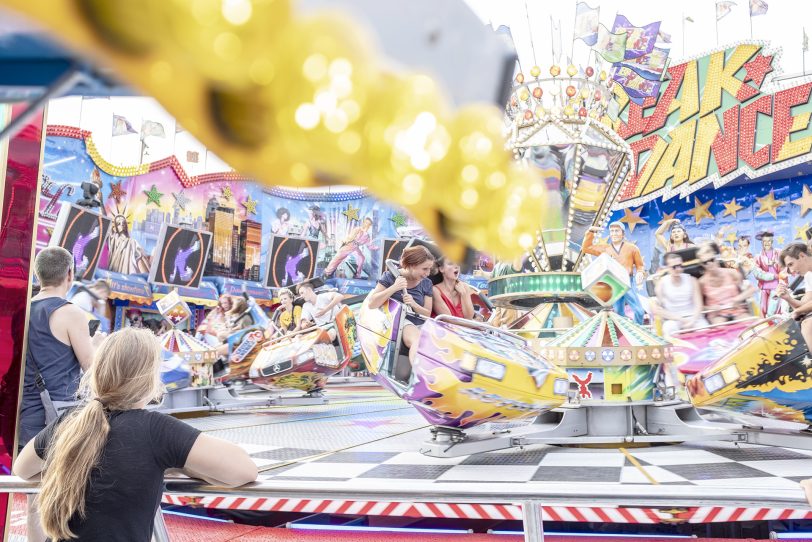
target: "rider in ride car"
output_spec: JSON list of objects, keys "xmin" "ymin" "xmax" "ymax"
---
[
  {"xmin": 366, "ymin": 245, "xmax": 435, "ymax": 365},
  {"xmin": 778, "ymin": 242, "xmax": 812, "ymax": 350},
  {"xmin": 432, "ymin": 257, "xmax": 476, "ymax": 320},
  {"xmin": 296, "ymin": 282, "xmax": 343, "ymax": 340},
  {"xmin": 696, "ymin": 243, "xmax": 756, "ymax": 325}
]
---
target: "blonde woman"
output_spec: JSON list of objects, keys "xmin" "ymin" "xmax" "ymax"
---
[{"xmin": 13, "ymin": 328, "xmax": 257, "ymax": 542}]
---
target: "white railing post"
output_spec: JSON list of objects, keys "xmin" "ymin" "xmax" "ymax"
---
[{"xmin": 522, "ymin": 500, "xmax": 544, "ymax": 542}]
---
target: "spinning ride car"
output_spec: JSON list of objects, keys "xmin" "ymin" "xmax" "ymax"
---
[
  {"xmin": 224, "ymin": 304, "xmax": 357, "ymax": 394},
  {"xmin": 356, "ymin": 297, "xmax": 568, "ymax": 429},
  {"xmin": 687, "ymin": 316, "xmax": 812, "ymax": 424}
]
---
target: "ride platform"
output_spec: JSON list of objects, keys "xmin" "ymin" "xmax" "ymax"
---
[{"xmin": 168, "ymin": 382, "xmax": 810, "ymax": 525}]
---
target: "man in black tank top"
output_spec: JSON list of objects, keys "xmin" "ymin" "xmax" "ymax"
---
[{"xmin": 18, "ymin": 247, "xmax": 104, "ymax": 541}]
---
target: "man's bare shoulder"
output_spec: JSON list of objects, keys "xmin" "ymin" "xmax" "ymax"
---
[{"xmin": 51, "ymin": 302, "xmax": 87, "ymax": 321}]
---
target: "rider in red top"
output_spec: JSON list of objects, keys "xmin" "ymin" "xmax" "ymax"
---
[{"xmin": 431, "ymin": 258, "xmax": 475, "ymax": 320}]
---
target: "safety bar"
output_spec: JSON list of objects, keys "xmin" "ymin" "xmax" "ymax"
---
[
  {"xmin": 1, "ymin": 476, "xmax": 807, "ymax": 509},
  {"xmin": 435, "ymin": 314, "xmax": 526, "ymax": 344},
  {"xmin": 1, "ymin": 476, "xmax": 807, "ymax": 542},
  {"xmin": 265, "ymin": 321, "xmax": 334, "ymax": 345}
]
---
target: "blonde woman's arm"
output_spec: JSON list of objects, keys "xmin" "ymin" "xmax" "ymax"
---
[
  {"xmin": 183, "ymin": 434, "xmax": 258, "ymax": 487},
  {"xmin": 11, "ymin": 440, "xmax": 43, "ymax": 480}
]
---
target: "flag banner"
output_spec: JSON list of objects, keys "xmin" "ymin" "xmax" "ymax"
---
[
  {"xmin": 716, "ymin": 1, "xmax": 736, "ymax": 20},
  {"xmin": 612, "ymin": 66, "xmax": 662, "ymax": 104},
  {"xmin": 594, "ymin": 24, "xmax": 627, "ymax": 63},
  {"xmin": 112, "ymin": 114, "xmax": 136, "ymax": 137},
  {"xmin": 620, "ymin": 46, "xmax": 670, "ymax": 78},
  {"xmin": 141, "ymin": 120, "xmax": 166, "ymax": 139},
  {"xmin": 551, "ymin": 16, "xmax": 562, "ymax": 61},
  {"xmin": 657, "ymin": 29, "xmax": 672, "ymax": 43},
  {"xmin": 612, "ymin": 14, "xmax": 660, "ymax": 60},
  {"xmin": 749, "ymin": 0, "xmax": 768, "ymax": 16},
  {"xmin": 574, "ymin": 2, "xmax": 600, "ymax": 46}
]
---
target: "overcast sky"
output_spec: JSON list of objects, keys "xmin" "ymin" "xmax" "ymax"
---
[{"xmin": 466, "ymin": 0, "xmax": 812, "ymax": 79}]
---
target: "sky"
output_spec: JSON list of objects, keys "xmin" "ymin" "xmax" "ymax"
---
[{"xmin": 466, "ymin": 0, "xmax": 812, "ymax": 79}]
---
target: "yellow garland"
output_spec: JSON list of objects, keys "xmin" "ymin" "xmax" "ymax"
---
[
  {"xmin": 1, "ymin": 0, "xmax": 551, "ymax": 259},
  {"xmin": 84, "ymin": 134, "xmax": 151, "ymax": 178}
]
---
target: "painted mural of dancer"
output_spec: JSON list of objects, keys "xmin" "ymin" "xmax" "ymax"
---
[
  {"xmin": 271, "ymin": 207, "xmax": 291, "ymax": 235},
  {"xmin": 169, "ymin": 240, "xmax": 200, "ymax": 282},
  {"xmin": 754, "ymin": 231, "xmax": 783, "ymax": 316},
  {"xmin": 305, "ymin": 204, "xmax": 328, "ymax": 241},
  {"xmin": 323, "ymin": 217, "xmax": 375, "ymax": 279},
  {"xmin": 72, "ymin": 225, "xmax": 100, "ymax": 275},
  {"xmin": 285, "ymin": 242, "xmax": 310, "ymax": 286},
  {"xmin": 106, "ymin": 211, "xmax": 150, "ymax": 275}
]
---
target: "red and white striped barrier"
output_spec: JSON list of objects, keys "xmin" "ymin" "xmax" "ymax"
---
[{"xmin": 161, "ymin": 495, "xmax": 812, "ymax": 524}]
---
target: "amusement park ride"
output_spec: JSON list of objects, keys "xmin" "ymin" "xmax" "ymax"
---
[
  {"xmin": 356, "ymin": 63, "xmax": 812, "ymax": 458},
  {"xmin": 151, "ymin": 288, "xmax": 358, "ymax": 412}
]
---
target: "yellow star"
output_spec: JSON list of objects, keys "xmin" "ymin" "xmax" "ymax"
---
[
  {"xmin": 686, "ymin": 197, "xmax": 714, "ymax": 224},
  {"xmin": 342, "ymin": 204, "xmax": 360, "ymax": 222},
  {"xmin": 725, "ymin": 231, "xmax": 737, "ymax": 244},
  {"xmin": 792, "ymin": 185, "xmax": 812, "ymax": 217},
  {"xmin": 721, "ymin": 198, "xmax": 744, "ymax": 218},
  {"xmin": 241, "ymin": 195, "xmax": 257, "ymax": 215},
  {"xmin": 796, "ymin": 223, "xmax": 811, "ymax": 240},
  {"xmin": 221, "ymin": 184, "xmax": 233, "ymax": 201},
  {"xmin": 657, "ymin": 211, "xmax": 676, "ymax": 225},
  {"xmin": 619, "ymin": 206, "xmax": 647, "ymax": 232},
  {"xmin": 777, "ymin": 235, "xmax": 786, "ymax": 245},
  {"xmin": 755, "ymin": 190, "xmax": 785, "ymax": 218}
]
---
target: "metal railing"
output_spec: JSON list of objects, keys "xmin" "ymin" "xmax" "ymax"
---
[{"xmin": 1, "ymin": 476, "xmax": 808, "ymax": 542}]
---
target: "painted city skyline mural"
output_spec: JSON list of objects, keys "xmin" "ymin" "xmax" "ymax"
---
[{"xmin": 37, "ymin": 128, "xmax": 428, "ymax": 286}]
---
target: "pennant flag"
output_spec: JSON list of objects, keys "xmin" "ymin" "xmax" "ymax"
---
[
  {"xmin": 657, "ymin": 29, "xmax": 672, "ymax": 44},
  {"xmin": 716, "ymin": 1, "xmax": 736, "ymax": 21},
  {"xmin": 612, "ymin": 66, "xmax": 662, "ymax": 104},
  {"xmin": 685, "ymin": 16, "xmax": 695, "ymax": 23},
  {"xmin": 574, "ymin": 2, "xmax": 600, "ymax": 46},
  {"xmin": 749, "ymin": 0, "xmax": 768, "ymax": 16},
  {"xmin": 621, "ymin": 46, "xmax": 670, "ymax": 79},
  {"xmin": 112, "ymin": 114, "xmax": 136, "ymax": 137},
  {"xmin": 141, "ymin": 120, "xmax": 166, "ymax": 139},
  {"xmin": 612, "ymin": 14, "xmax": 660, "ymax": 60},
  {"xmin": 594, "ymin": 24, "xmax": 628, "ymax": 63},
  {"xmin": 551, "ymin": 16, "xmax": 562, "ymax": 61}
]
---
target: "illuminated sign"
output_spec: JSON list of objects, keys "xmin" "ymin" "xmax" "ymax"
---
[{"xmin": 614, "ymin": 43, "xmax": 812, "ymax": 207}]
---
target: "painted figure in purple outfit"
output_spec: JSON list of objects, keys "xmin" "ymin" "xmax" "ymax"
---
[
  {"xmin": 72, "ymin": 225, "xmax": 100, "ymax": 275},
  {"xmin": 285, "ymin": 243, "xmax": 310, "ymax": 286},
  {"xmin": 169, "ymin": 240, "xmax": 200, "ymax": 282},
  {"xmin": 324, "ymin": 217, "xmax": 375, "ymax": 278}
]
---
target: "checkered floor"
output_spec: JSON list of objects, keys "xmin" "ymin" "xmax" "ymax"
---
[{"xmin": 181, "ymin": 384, "xmax": 812, "ymax": 491}]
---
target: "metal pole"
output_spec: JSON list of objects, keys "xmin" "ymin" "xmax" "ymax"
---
[
  {"xmin": 152, "ymin": 508, "xmax": 171, "ymax": 542},
  {"xmin": 0, "ymin": 66, "xmax": 81, "ymax": 144},
  {"xmin": 522, "ymin": 500, "xmax": 544, "ymax": 542}
]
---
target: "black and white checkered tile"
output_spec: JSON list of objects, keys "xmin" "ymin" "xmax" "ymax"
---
[{"xmin": 232, "ymin": 440, "xmax": 812, "ymax": 489}]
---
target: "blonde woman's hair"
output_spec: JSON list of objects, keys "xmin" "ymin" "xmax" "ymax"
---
[{"xmin": 38, "ymin": 327, "xmax": 164, "ymax": 540}]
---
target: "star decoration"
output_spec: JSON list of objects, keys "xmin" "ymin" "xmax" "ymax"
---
[
  {"xmin": 342, "ymin": 204, "xmax": 360, "ymax": 222},
  {"xmin": 657, "ymin": 211, "xmax": 677, "ymax": 225},
  {"xmin": 221, "ymin": 184, "xmax": 233, "ymax": 201},
  {"xmin": 619, "ymin": 206, "xmax": 647, "ymax": 232},
  {"xmin": 725, "ymin": 231, "xmax": 738, "ymax": 244},
  {"xmin": 144, "ymin": 184, "xmax": 164, "ymax": 206},
  {"xmin": 344, "ymin": 419, "xmax": 396, "ymax": 429},
  {"xmin": 172, "ymin": 190, "xmax": 190, "ymax": 211},
  {"xmin": 686, "ymin": 197, "xmax": 714, "ymax": 224},
  {"xmin": 242, "ymin": 195, "xmax": 258, "ymax": 216},
  {"xmin": 109, "ymin": 180, "xmax": 126, "ymax": 204},
  {"xmin": 390, "ymin": 213, "xmax": 407, "ymax": 228},
  {"xmin": 793, "ymin": 185, "xmax": 812, "ymax": 217},
  {"xmin": 796, "ymin": 223, "xmax": 811, "ymax": 240},
  {"xmin": 777, "ymin": 235, "xmax": 786, "ymax": 245},
  {"xmin": 743, "ymin": 54, "xmax": 774, "ymax": 88},
  {"xmin": 721, "ymin": 198, "xmax": 744, "ymax": 218},
  {"xmin": 755, "ymin": 190, "xmax": 785, "ymax": 218}
]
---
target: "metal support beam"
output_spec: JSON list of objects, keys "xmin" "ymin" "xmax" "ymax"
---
[
  {"xmin": 522, "ymin": 500, "xmax": 544, "ymax": 542},
  {"xmin": 152, "ymin": 508, "xmax": 171, "ymax": 542}
]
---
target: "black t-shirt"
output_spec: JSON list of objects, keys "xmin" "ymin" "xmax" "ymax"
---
[
  {"xmin": 377, "ymin": 271, "xmax": 433, "ymax": 325},
  {"xmin": 35, "ymin": 409, "xmax": 200, "ymax": 542}
]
